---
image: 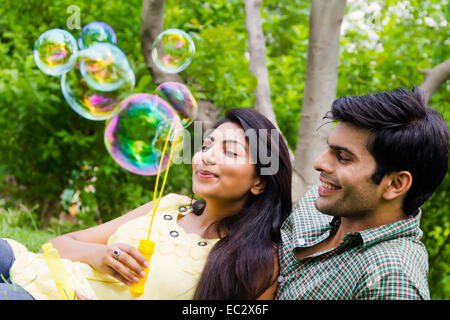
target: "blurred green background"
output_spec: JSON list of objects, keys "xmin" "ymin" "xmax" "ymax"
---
[{"xmin": 0, "ymin": 0, "xmax": 448, "ymax": 299}]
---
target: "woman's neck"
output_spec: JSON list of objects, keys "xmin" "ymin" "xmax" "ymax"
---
[{"xmin": 196, "ymin": 197, "xmax": 247, "ymax": 238}]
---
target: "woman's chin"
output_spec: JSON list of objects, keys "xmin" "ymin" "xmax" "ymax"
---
[{"xmin": 192, "ymin": 186, "xmax": 214, "ymax": 200}]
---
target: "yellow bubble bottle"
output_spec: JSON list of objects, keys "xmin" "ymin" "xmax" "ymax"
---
[
  {"xmin": 129, "ymin": 239, "xmax": 155, "ymax": 297},
  {"xmin": 41, "ymin": 242, "xmax": 77, "ymax": 300}
]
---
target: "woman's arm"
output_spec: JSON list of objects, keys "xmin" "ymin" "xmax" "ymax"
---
[{"xmin": 43, "ymin": 200, "xmax": 154, "ymax": 285}]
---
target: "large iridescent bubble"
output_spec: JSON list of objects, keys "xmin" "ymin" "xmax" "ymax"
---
[
  {"xmin": 151, "ymin": 29, "xmax": 195, "ymax": 74},
  {"xmin": 156, "ymin": 82, "xmax": 198, "ymax": 128},
  {"xmin": 61, "ymin": 54, "xmax": 134, "ymax": 121},
  {"xmin": 78, "ymin": 21, "xmax": 117, "ymax": 50},
  {"xmin": 33, "ymin": 29, "xmax": 78, "ymax": 76},
  {"xmin": 104, "ymin": 94, "xmax": 183, "ymax": 175},
  {"xmin": 79, "ymin": 42, "xmax": 135, "ymax": 92}
]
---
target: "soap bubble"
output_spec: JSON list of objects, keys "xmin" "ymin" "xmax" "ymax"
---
[
  {"xmin": 33, "ymin": 29, "xmax": 78, "ymax": 76},
  {"xmin": 61, "ymin": 56, "xmax": 134, "ymax": 121},
  {"xmin": 79, "ymin": 42, "xmax": 135, "ymax": 92},
  {"xmin": 78, "ymin": 21, "xmax": 117, "ymax": 50},
  {"xmin": 156, "ymin": 82, "xmax": 198, "ymax": 128},
  {"xmin": 151, "ymin": 29, "xmax": 195, "ymax": 74},
  {"xmin": 104, "ymin": 94, "xmax": 184, "ymax": 175}
]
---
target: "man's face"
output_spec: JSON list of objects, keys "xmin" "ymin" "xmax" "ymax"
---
[{"xmin": 313, "ymin": 122, "xmax": 385, "ymax": 217}]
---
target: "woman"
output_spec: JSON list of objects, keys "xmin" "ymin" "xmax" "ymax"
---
[{"xmin": 0, "ymin": 107, "xmax": 292, "ymax": 300}]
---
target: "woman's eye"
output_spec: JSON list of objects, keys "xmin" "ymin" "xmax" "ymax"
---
[
  {"xmin": 201, "ymin": 145, "xmax": 209, "ymax": 151},
  {"xmin": 226, "ymin": 150, "xmax": 238, "ymax": 157}
]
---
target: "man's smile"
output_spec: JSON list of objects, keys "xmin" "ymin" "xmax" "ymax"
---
[{"xmin": 318, "ymin": 176, "xmax": 342, "ymax": 195}]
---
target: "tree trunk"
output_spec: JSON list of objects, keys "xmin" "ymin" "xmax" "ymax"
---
[
  {"xmin": 292, "ymin": 0, "xmax": 347, "ymax": 202},
  {"xmin": 140, "ymin": 0, "xmax": 220, "ymax": 129},
  {"xmin": 140, "ymin": 0, "xmax": 182, "ymax": 85},
  {"xmin": 243, "ymin": 0, "xmax": 278, "ymax": 128},
  {"xmin": 40, "ymin": 198, "xmax": 60, "ymax": 229},
  {"xmin": 419, "ymin": 59, "xmax": 450, "ymax": 105}
]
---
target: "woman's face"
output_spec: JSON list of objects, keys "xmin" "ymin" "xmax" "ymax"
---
[{"xmin": 192, "ymin": 122, "xmax": 263, "ymax": 203}]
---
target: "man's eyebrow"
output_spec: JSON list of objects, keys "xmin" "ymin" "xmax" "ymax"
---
[{"xmin": 327, "ymin": 139, "xmax": 357, "ymax": 157}]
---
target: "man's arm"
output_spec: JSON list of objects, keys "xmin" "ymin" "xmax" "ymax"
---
[{"xmin": 354, "ymin": 271, "xmax": 430, "ymax": 300}]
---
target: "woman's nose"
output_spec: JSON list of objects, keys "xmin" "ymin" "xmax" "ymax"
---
[{"xmin": 202, "ymin": 146, "xmax": 216, "ymax": 165}]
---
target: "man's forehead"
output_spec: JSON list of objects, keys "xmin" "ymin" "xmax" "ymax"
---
[{"xmin": 328, "ymin": 122, "xmax": 372, "ymax": 154}]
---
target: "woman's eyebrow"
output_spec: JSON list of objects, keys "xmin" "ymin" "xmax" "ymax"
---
[{"xmin": 223, "ymin": 139, "xmax": 246, "ymax": 150}]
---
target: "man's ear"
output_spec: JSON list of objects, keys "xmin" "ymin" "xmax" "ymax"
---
[
  {"xmin": 382, "ymin": 171, "xmax": 412, "ymax": 201},
  {"xmin": 250, "ymin": 177, "xmax": 266, "ymax": 196}
]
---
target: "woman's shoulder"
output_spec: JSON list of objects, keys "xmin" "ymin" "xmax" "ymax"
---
[{"xmin": 153, "ymin": 193, "xmax": 193, "ymax": 214}]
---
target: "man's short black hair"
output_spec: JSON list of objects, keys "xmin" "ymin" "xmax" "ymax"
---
[{"xmin": 325, "ymin": 86, "xmax": 449, "ymax": 215}]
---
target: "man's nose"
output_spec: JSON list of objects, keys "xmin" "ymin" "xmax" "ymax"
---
[{"xmin": 313, "ymin": 149, "xmax": 333, "ymax": 173}]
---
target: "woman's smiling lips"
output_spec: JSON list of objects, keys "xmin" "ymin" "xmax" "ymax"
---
[
  {"xmin": 196, "ymin": 170, "xmax": 219, "ymax": 179},
  {"xmin": 318, "ymin": 177, "xmax": 342, "ymax": 195}
]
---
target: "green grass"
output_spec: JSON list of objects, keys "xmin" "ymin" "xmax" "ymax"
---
[{"xmin": 0, "ymin": 203, "xmax": 81, "ymax": 253}]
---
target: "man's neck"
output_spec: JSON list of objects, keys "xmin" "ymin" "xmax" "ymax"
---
[
  {"xmin": 332, "ymin": 206, "xmax": 406, "ymax": 246},
  {"xmin": 295, "ymin": 205, "xmax": 406, "ymax": 260}
]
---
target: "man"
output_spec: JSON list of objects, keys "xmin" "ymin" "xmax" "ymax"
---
[{"xmin": 276, "ymin": 86, "xmax": 449, "ymax": 300}]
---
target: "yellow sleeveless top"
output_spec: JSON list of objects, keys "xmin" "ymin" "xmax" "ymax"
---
[{"xmin": 5, "ymin": 193, "xmax": 219, "ymax": 300}]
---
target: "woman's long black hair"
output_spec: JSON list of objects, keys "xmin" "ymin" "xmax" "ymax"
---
[{"xmin": 193, "ymin": 107, "xmax": 292, "ymax": 299}]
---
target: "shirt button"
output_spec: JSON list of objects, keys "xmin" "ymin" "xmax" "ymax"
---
[
  {"xmin": 298, "ymin": 238, "xmax": 306, "ymax": 246},
  {"xmin": 277, "ymin": 275, "xmax": 285, "ymax": 283}
]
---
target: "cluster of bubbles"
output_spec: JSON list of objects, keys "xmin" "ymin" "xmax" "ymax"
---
[{"xmin": 34, "ymin": 22, "xmax": 197, "ymax": 175}]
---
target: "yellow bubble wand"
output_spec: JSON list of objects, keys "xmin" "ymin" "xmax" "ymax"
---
[{"xmin": 129, "ymin": 122, "xmax": 177, "ymax": 297}]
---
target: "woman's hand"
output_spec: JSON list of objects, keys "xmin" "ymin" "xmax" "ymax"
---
[{"xmin": 90, "ymin": 243, "xmax": 150, "ymax": 286}]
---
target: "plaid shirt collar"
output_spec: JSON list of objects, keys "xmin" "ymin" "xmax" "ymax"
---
[
  {"xmin": 291, "ymin": 200, "xmax": 422, "ymax": 251},
  {"xmin": 356, "ymin": 209, "xmax": 422, "ymax": 247}
]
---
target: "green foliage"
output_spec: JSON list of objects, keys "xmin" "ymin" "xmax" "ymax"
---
[
  {"xmin": 262, "ymin": 0, "xmax": 310, "ymax": 149},
  {"xmin": 421, "ymin": 170, "xmax": 450, "ymax": 299},
  {"xmin": 0, "ymin": 0, "xmax": 448, "ymax": 298},
  {"xmin": 165, "ymin": 0, "xmax": 256, "ymax": 111},
  {"xmin": 0, "ymin": 0, "xmax": 193, "ymax": 226},
  {"xmin": 0, "ymin": 200, "xmax": 78, "ymax": 253}
]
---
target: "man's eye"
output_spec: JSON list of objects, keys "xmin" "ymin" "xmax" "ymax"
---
[
  {"xmin": 336, "ymin": 152, "xmax": 349, "ymax": 162},
  {"xmin": 226, "ymin": 150, "xmax": 238, "ymax": 156}
]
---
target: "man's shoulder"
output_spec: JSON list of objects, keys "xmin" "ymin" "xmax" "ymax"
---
[
  {"xmin": 358, "ymin": 236, "xmax": 429, "ymax": 277},
  {"xmin": 359, "ymin": 238, "xmax": 426, "ymax": 266},
  {"xmin": 354, "ymin": 242, "xmax": 430, "ymax": 299}
]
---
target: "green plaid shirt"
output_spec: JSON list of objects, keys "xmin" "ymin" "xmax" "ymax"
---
[{"xmin": 276, "ymin": 185, "xmax": 430, "ymax": 300}]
